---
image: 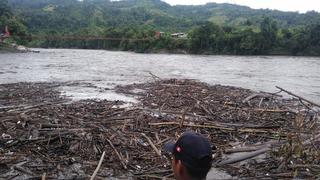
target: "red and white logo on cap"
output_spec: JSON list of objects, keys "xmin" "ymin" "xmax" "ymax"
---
[{"xmin": 176, "ymin": 146, "xmax": 181, "ymax": 152}]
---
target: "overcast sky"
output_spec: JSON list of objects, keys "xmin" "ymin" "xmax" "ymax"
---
[{"xmin": 163, "ymin": 0, "xmax": 320, "ymax": 13}]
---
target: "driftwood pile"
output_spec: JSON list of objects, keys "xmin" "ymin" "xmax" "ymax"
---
[{"xmin": 0, "ymin": 79, "xmax": 319, "ymax": 179}]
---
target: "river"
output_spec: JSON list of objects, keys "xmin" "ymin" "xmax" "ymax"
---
[{"xmin": 0, "ymin": 48, "xmax": 319, "ymax": 103}]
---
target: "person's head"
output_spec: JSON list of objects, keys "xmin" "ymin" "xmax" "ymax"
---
[{"xmin": 164, "ymin": 132, "xmax": 213, "ymax": 180}]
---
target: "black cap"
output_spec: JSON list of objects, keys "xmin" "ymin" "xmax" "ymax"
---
[{"xmin": 164, "ymin": 132, "xmax": 213, "ymax": 170}]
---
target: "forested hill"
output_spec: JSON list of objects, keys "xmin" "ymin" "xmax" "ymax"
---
[
  {"xmin": 2, "ymin": 0, "xmax": 320, "ymax": 56},
  {"xmin": 8, "ymin": 0, "xmax": 320, "ymax": 33}
]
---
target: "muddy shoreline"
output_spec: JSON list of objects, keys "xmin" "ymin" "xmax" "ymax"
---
[{"xmin": 0, "ymin": 79, "xmax": 319, "ymax": 179}]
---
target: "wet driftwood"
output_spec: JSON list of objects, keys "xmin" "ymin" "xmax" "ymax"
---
[{"xmin": 0, "ymin": 79, "xmax": 319, "ymax": 179}]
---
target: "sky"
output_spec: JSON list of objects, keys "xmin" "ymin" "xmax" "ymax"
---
[{"xmin": 163, "ymin": 0, "xmax": 320, "ymax": 13}]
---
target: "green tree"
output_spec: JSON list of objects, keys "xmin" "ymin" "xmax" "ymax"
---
[
  {"xmin": 188, "ymin": 22, "xmax": 224, "ymax": 53},
  {"xmin": 0, "ymin": 0, "xmax": 11, "ymax": 17},
  {"xmin": 0, "ymin": 0, "xmax": 27, "ymax": 44},
  {"xmin": 260, "ymin": 17, "xmax": 278, "ymax": 52},
  {"xmin": 309, "ymin": 24, "xmax": 320, "ymax": 47}
]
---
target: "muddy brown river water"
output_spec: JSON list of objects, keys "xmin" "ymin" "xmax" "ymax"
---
[{"xmin": 0, "ymin": 48, "xmax": 319, "ymax": 103}]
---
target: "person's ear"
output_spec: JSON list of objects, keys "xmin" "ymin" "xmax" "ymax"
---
[
  {"xmin": 172, "ymin": 157, "xmax": 181, "ymax": 179},
  {"xmin": 176, "ymin": 160, "xmax": 184, "ymax": 176}
]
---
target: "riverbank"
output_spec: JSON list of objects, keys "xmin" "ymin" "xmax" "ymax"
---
[
  {"xmin": 0, "ymin": 43, "xmax": 21, "ymax": 53},
  {"xmin": 1, "ymin": 79, "xmax": 319, "ymax": 179},
  {"xmin": 2, "ymin": 41, "xmax": 320, "ymax": 56},
  {"xmin": 19, "ymin": 45, "xmax": 320, "ymax": 57},
  {"xmin": 0, "ymin": 43, "xmax": 39, "ymax": 53}
]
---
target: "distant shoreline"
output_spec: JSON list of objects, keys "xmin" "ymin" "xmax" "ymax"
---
[
  {"xmin": 0, "ymin": 43, "xmax": 39, "ymax": 53},
  {"xmin": 2, "ymin": 42, "xmax": 320, "ymax": 57},
  {"xmin": 6, "ymin": 46, "xmax": 319, "ymax": 57},
  {"xmin": 0, "ymin": 43, "xmax": 21, "ymax": 53}
]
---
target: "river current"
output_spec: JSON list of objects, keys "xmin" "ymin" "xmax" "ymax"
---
[{"xmin": 0, "ymin": 48, "xmax": 319, "ymax": 103}]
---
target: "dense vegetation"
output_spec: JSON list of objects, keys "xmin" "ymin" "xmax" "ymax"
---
[
  {"xmin": 1, "ymin": 0, "xmax": 320, "ymax": 55},
  {"xmin": 0, "ymin": 0, "xmax": 27, "ymax": 44}
]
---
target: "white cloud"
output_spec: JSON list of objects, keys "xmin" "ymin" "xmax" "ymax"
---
[{"xmin": 163, "ymin": 0, "xmax": 320, "ymax": 13}]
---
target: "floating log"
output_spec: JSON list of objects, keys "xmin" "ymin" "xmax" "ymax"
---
[{"xmin": 276, "ymin": 86, "xmax": 320, "ymax": 108}]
